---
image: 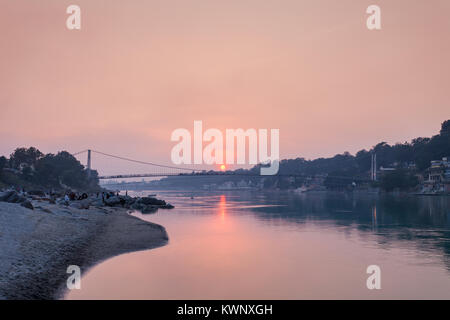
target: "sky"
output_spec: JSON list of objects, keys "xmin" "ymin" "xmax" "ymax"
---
[{"xmin": 1, "ymin": 0, "xmax": 449, "ymax": 175}]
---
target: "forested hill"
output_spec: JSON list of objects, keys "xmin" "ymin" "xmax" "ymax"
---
[{"xmin": 249, "ymin": 119, "xmax": 450, "ymax": 178}]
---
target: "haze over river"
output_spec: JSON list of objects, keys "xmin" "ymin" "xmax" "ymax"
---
[{"xmin": 66, "ymin": 191, "xmax": 450, "ymax": 299}]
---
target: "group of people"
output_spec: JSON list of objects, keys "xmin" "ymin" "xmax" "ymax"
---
[
  {"xmin": 64, "ymin": 192, "xmax": 89, "ymax": 202},
  {"xmin": 63, "ymin": 190, "xmax": 128, "ymax": 205}
]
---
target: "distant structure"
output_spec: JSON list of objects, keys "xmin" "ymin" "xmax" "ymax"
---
[
  {"xmin": 371, "ymin": 153, "xmax": 377, "ymax": 181},
  {"xmin": 87, "ymin": 149, "xmax": 92, "ymax": 178},
  {"xmin": 421, "ymin": 157, "xmax": 450, "ymax": 193},
  {"xmin": 427, "ymin": 157, "xmax": 450, "ymax": 183}
]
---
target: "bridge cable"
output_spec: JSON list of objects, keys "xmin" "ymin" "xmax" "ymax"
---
[
  {"xmin": 91, "ymin": 150, "xmax": 201, "ymax": 172},
  {"xmin": 71, "ymin": 150, "xmax": 89, "ymax": 156}
]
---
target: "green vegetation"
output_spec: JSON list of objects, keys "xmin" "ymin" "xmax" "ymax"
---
[
  {"xmin": 0, "ymin": 147, "xmax": 99, "ymax": 191},
  {"xmin": 277, "ymin": 120, "xmax": 449, "ymax": 176},
  {"xmin": 0, "ymin": 156, "xmax": 7, "ymax": 173},
  {"xmin": 197, "ymin": 119, "xmax": 450, "ymax": 192},
  {"xmin": 3, "ymin": 120, "xmax": 449, "ymax": 193},
  {"xmin": 379, "ymin": 170, "xmax": 419, "ymax": 192}
]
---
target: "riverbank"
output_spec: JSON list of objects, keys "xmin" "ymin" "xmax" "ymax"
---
[{"xmin": 0, "ymin": 199, "xmax": 168, "ymax": 300}]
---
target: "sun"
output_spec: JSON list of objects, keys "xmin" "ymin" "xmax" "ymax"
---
[{"xmin": 220, "ymin": 164, "xmax": 226, "ymax": 171}]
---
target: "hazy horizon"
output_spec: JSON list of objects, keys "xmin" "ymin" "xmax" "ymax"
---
[{"xmin": 1, "ymin": 0, "xmax": 449, "ymax": 175}]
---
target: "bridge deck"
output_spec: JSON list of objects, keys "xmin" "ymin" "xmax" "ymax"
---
[{"xmin": 98, "ymin": 172, "xmax": 370, "ymax": 182}]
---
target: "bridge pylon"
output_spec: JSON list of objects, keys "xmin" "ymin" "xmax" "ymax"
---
[{"xmin": 87, "ymin": 149, "xmax": 92, "ymax": 177}]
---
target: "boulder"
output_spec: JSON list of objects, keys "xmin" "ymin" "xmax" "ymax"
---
[
  {"xmin": 56, "ymin": 198, "xmax": 67, "ymax": 206},
  {"xmin": 130, "ymin": 202, "xmax": 144, "ymax": 211},
  {"xmin": 5, "ymin": 191, "xmax": 26, "ymax": 204},
  {"xmin": 104, "ymin": 196, "xmax": 121, "ymax": 207},
  {"xmin": 90, "ymin": 199, "xmax": 104, "ymax": 207},
  {"xmin": 141, "ymin": 205, "xmax": 158, "ymax": 214},
  {"xmin": 0, "ymin": 191, "xmax": 15, "ymax": 202},
  {"xmin": 138, "ymin": 197, "xmax": 166, "ymax": 206},
  {"xmin": 50, "ymin": 192, "xmax": 64, "ymax": 198},
  {"xmin": 20, "ymin": 200, "xmax": 34, "ymax": 210},
  {"xmin": 69, "ymin": 199, "xmax": 90, "ymax": 210},
  {"xmin": 123, "ymin": 196, "xmax": 135, "ymax": 206},
  {"xmin": 28, "ymin": 190, "xmax": 46, "ymax": 197}
]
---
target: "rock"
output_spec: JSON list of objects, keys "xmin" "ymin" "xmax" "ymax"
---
[
  {"xmin": 5, "ymin": 191, "xmax": 26, "ymax": 204},
  {"xmin": 130, "ymin": 202, "xmax": 144, "ymax": 211},
  {"xmin": 69, "ymin": 202, "xmax": 80, "ymax": 209},
  {"xmin": 20, "ymin": 200, "xmax": 34, "ymax": 210},
  {"xmin": 80, "ymin": 199, "xmax": 91, "ymax": 209},
  {"xmin": 28, "ymin": 190, "xmax": 46, "ymax": 197},
  {"xmin": 90, "ymin": 199, "xmax": 104, "ymax": 207},
  {"xmin": 138, "ymin": 197, "xmax": 166, "ymax": 206},
  {"xmin": 161, "ymin": 204, "xmax": 175, "ymax": 209},
  {"xmin": 56, "ymin": 198, "xmax": 69, "ymax": 206},
  {"xmin": 104, "ymin": 196, "xmax": 121, "ymax": 207},
  {"xmin": 39, "ymin": 207, "xmax": 53, "ymax": 214},
  {"xmin": 50, "ymin": 192, "xmax": 64, "ymax": 198},
  {"xmin": 141, "ymin": 205, "xmax": 158, "ymax": 214},
  {"xmin": 118, "ymin": 195, "xmax": 132, "ymax": 202},
  {"xmin": 69, "ymin": 199, "xmax": 90, "ymax": 210},
  {"xmin": 0, "ymin": 191, "xmax": 15, "ymax": 202}
]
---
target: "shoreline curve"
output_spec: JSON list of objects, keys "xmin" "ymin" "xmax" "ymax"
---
[{"xmin": 0, "ymin": 201, "xmax": 168, "ymax": 300}]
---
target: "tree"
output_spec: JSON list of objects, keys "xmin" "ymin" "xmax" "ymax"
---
[
  {"xmin": 33, "ymin": 151, "xmax": 97, "ymax": 189},
  {"xmin": 355, "ymin": 149, "xmax": 371, "ymax": 174},
  {"xmin": 36, "ymin": 152, "xmax": 77, "ymax": 187},
  {"xmin": 380, "ymin": 169, "xmax": 419, "ymax": 192},
  {"xmin": 9, "ymin": 147, "xmax": 43, "ymax": 169},
  {"xmin": 0, "ymin": 156, "xmax": 7, "ymax": 179},
  {"xmin": 0, "ymin": 156, "xmax": 7, "ymax": 170},
  {"xmin": 440, "ymin": 120, "xmax": 450, "ymax": 136}
]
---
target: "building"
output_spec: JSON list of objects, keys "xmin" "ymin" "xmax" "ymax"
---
[
  {"xmin": 379, "ymin": 166, "xmax": 396, "ymax": 173},
  {"xmin": 424, "ymin": 157, "xmax": 450, "ymax": 193},
  {"xmin": 428, "ymin": 157, "xmax": 450, "ymax": 183}
]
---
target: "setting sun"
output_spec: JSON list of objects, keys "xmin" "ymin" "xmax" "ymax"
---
[{"xmin": 220, "ymin": 165, "xmax": 226, "ymax": 171}]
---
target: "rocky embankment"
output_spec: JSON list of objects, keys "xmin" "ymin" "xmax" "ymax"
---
[
  {"xmin": 0, "ymin": 190, "xmax": 174, "ymax": 214},
  {"xmin": 0, "ymin": 190, "xmax": 170, "ymax": 300},
  {"xmin": 101, "ymin": 193, "xmax": 175, "ymax": 213}
]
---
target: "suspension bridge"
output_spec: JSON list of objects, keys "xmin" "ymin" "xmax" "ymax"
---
[
  {"xmin": 72, "ymin": 149, "xmax": 204, "ymax": 179},
  {"xmin": 71, "ymin": 149, "xmax": 372, "ymax": 183}
]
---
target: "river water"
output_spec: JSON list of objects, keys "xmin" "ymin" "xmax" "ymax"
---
[{"xmin": 66, "ymin": 190, "xmax": 450, "ymax": 299}]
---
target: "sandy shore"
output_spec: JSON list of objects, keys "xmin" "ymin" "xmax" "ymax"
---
[{"xmin": 0, "ymin": 200, "xmax": 168, "ymax": 300}]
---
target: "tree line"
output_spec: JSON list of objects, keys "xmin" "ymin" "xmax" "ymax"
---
[
  {"xmin": 1, "ymin": 120, "xmax": 449, "ymax": 192},
  {"xmin": 243, "ymin": 120, "xmax": 450, "ymax": 191},
  {"xmin": 0, "ymin": 147, "xmax": 99, "ymax": 191}
]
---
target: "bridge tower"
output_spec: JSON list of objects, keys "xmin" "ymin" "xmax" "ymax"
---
[
  {"xmin": 87, "ymin": 149, "xmax": 92, "ymax": 178},
  {"xmin": 371, "ymin": 153, "xmax": 377, "ymax": 181}
]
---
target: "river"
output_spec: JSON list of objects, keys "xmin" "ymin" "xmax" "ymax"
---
[{"xmin": 66, "ymin": 190, "xmax": 450, "ymax": 299}]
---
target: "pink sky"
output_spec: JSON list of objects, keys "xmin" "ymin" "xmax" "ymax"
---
[{"xmin": 1, "ymin": 0, "xmax": 449, "ymax": 175}]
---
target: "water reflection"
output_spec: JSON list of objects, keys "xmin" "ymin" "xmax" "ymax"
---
[
  {"xmin": 372, "ymin": 205, "xmax": 377, "ymax": 232},
  {"xmin": 161, "ymin": 191, "xmax": 450, "ymax": 273},
  {"xmin": 212, "ymin": 191, "xmax": 450, "ymax": 272},
  {"xmin": 219, "ymin": 194, "xmax": 226, "ymax": 222},
  {"xmin": 66, "ymin": 191, "xmax": 450, "ymax": 299}
]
